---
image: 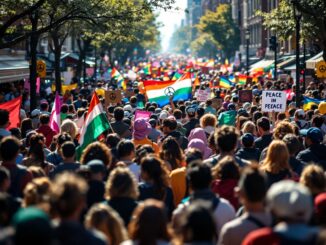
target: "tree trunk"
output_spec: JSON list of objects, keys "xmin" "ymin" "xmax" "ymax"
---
[
  {"xmin": 29, "ymin": 13, "xmax": 39, "ymax": 111},
  {"xmin": 76, "ymin": 38, "xmax": 83, "ymax": 79},
  {"xmin": 51, "ymin": 31, "xmax": 62, "ymax": 94}
]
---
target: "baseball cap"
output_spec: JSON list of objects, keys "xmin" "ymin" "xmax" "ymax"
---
[
  {"xmin": 186, "ymin": 106, "xmax": 196, "ymax": 116},
  {"xmin": 241, "ymin": 133, "xmax": 254, "ymax": 147},
  {"xmin": 31, "ymin": 109, "xmax": 40, "ymax": 118},
  {"xmin": 300, "ymin": 127, "xmax": 323, "ymax": 143},
  {"xmin": 86, "ymin": 159, "xmax": 106, "ymax": 173},
  {"xmin": 318, "ymin": 101, "xmax": 326, "ymax": 115},
  {"xmin": 267, "ymin": 180, "xmax": 312, "ymax": 222}
]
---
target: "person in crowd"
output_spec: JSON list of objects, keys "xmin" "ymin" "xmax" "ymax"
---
[
  {"xmin": 105, "ymin": 133, "xmax": 121, "ymax": 168},
  {"xmin": 205, "ymin": 125, "xmax": 249, "ymax": 167},
  {"xmin": 211, "ymin": 156, "xmax": 240, "ymax": 210},
  {"xmin": 80, "ymin": 142, "xmax": 112, "ymax": 168},
  {"xmin": 51, "ymin": 173, "xmax": 107, "ymax": 245},
  {"xmin": 110, "ymin": 107, "xmax": 132, "ymax": 138},
  {"xmin": 297, "ymin": 127, "xmax": 326, "ymax": 168},
  {"xmin": 20, "ymin": 118, "xmax": 33, "ymax": 139},
  {"xmin": 219, "ymin": 165, "xmax": 271, "ymax": 245},
  {"xmin": 105, "ymin": 166, "xmax": 139, "ymax": 226},
  {"xmin": 46, "ymin": 133, "xmax": 72, "ymax": 166},
  {"xmin": 281, "ymin": 134, "xmax": 305, "ymax": 175},
  {"xmin": 294, "ymin": 109, "xmax": 310, "ymax": 129},
  {"xmin": 122, "ymin": 199, "xmax": 172, "ymax": 245},
  {"xmin": 178, "ymin": 201, "xmax": 217, "ymax": 245},
  {"xmin": 200, "ymin": 113, "xmax": 217, "ymax": 137},
  {"xmin": 36, "ymin": 114, "xmax": 56, "ymax": 148},
  {"xmin": 60, "ymin": 119, "xmax": 79, "ymax": 145},
  {"xmin": 236, "ymin": 133, "xmax": 260, "ymax": 162},
  {"xmin": 132, "ymin": 118, "xmax": 159, "ymax": 154},
  {"xmin": 218, "ymin": 103, "xmax": 237, "ymax": 127},
  {"xmin": 0, "ymin": 109, "xmax": 11, "ymax": 138},
  {"xmin": 148, "ymin": 118, "xmax": 162, "ymax": 143},
  {"xmin": 300, "ymin": 164, "xmax": 326, "ymax": 199},
  {"xmin": 173, "ymin": 161, "xmax": 235, "ymax": 234},
  {"xmin": 183, "ymin": 106, "xmax": 200, "ymax": 137},
  {"xmin": 85, "ymin": 204, "xmax": 128, "ymax": 245},
  {"xmin": 49, "ymin": 141, "xmax": 80, "ymax": 178},
  {"xmin": 242, "ymin": 180, "xmax": 319, "ymax": 245},
  {"xmin": 260, "ymin": 140, "xmax": 294, "ymax": 187},
  {"xmin": 159, "ymin": 136, "xmax": 185, "ymax": 170},
  {"xmin": 254, "ymin": 117, "xmax": 272, "ymax": 154},
  {"xmin": 0, "ymin": 137, "xmax": 33, "ymax": 197},
  {"xmin": 138, "ymin": 155, "xmax": 174, "ymax": 215},
  {"xmin": 242, "ymin": 121, "xmax": 257, "ymax": 138},
  {"xmin": 204, "ymin": 99, "xmax": 217, "ymax": 115},
  {"xmin": 160, "ymin": 117, "xmax": 188, "ymax": 150},
  {"xmin": 117, "ymin": 139, "xmax": 140, "ymax": 180}
]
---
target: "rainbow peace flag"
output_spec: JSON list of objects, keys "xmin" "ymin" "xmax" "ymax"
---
[
  {"xmin": 303, "ymin": 97, "xmax": 325, "ymax": 111},
  {"xmin": 111, "ymin": 68, "xmax": 126, "ymax": 90},
  {"xmin": 143, "ymin": 72, "xmax": 192, "ymax": 107},
  {"xmin": 238, "ymin": 74, "xmax": 247, "ymax": 85},
  {"xmin": 219, "ymin": 76, "xmax": 235, "ymax": 89}
]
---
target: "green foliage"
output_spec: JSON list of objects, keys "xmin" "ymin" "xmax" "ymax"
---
[
  {"xmin": 196, "ymin": 4, "xmax": 240, "ymax": 58},
  {"xmin": 191, "ymin": 33, "xmax": 218, "ymax": 58}
]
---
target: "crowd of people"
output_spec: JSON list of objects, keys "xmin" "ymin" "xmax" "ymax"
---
[{"xmin": 0, "ymin": 57, "xmax": 326, "ymax": 245}]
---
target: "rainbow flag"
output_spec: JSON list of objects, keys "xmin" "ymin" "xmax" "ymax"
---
[
  {"xmin": 303, "ymin": 97, "xmax": 325, "ymax": 111},
  {"xmin": 229, "ymin": 75, "xmax": 235, "ymax": 83},
  {"xmin": 111, "ymin": 68, "xmax": 126, "ymax": 90},
  {"xmin": 238, "ymin": 74, "xmax": 247, "ymax": 85},
  {"xmin": 219, "ymin": 76, "xmax": 235, "ymax": 89},
  {"xmin": 143, "ymin": 72, "xmax": 192, "ymax": 107},
  {"xmin": 172, "ymin": 72, "xmax": 182, "ymax": 81}
]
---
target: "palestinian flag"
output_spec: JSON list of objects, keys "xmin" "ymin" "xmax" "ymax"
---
[
  {"xmin": 111, "ymin": 68, "xmax": 126, "ymax": 90},
  {"xmin": 77, "ymin": 93, "xmax": 110, "ymax": 158}
]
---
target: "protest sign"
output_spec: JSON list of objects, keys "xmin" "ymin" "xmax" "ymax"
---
[
  {"xmin": 238, "ymin": 90, "xmax": 252, "ymax": 103},
  {"xmin": 196, "ymin": 90, "xmax": 211, "ymax": 102},
  {"xmin": 262, "ymin": 91, "xmax": 286, "ymax": 112},
  {"xmin": 105, "ymin": 90, "xmax": 122, "ymax": 106},
  {"xmin": 135, "ymin": 110, "xmax": 151, "ymax": 121}
]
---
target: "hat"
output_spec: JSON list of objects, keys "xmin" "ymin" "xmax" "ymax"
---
[
  {"xmin": 319, "ymin": 101, "xmax": 326, "ymax": 115},
  {"xmin": 187, "ymin": 139, "xmax": 212, "ymax": 160},
  {"xmin": 241, "ymin": 133, "xmax": 254, "ymax": 147},
  {"xmin": 86, "ymin": 159, "xmax": 106, "ymax": 173},
  {"xmin": 300, "ymin": 127, "xmax": 323, "ymax": 143},
  {"xmin": 267, "ymin": 180, "xmax": 312, "ymax": 222},
  {"xmin": 31, "ymin": 109, "xmax": 40, "ymax": 118},
  {"xmin": 13, "ymin": 207, "xmax": 53, "ymax": 244},
  {"xmin": 227, "ymin": 103, "xmax": 236, "ymax": 111},
  {"xmin": 123, "ymin": 104, "xmax": 132, "ymax": 112},
  {"xmin": 159, "ymin": 110, "xmax": 169, "ymax": 120},
  {"xmin": 295, "ymin": 109, "xmax": 305, "ymax": 117},
  {"xmin": 133, "ymin": 118, "xmax": 152, "ymax": 140},
  {"xmin": 237, "ymin": 108, "xmax": 249, "ymax": 117},
  {"xmin": 186, "ymin": 106, "xmax": 196, "ymax": 116},
  {"xmin": 243, "ymin": 102, "xmax": 251, "ymax": 111},
  {"xmin": 155, "ymin": 108, "xmax": 162, "ymax": 114}
]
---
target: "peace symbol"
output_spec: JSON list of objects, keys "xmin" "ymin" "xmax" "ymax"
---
[
  {"xmin": 164, "ymin": 87, "xmax": 175, "ymax": 97},
  {"xmin": 319, "ymin": 65, "xmax": 326, "ymax": 73}
]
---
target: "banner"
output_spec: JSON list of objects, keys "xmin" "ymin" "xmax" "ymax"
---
[
  {"xmin": 0, "ymin": 96, "xmax": 22, "ymax": 129},
  {"xmin": 262, "ymin": 91, "xmax": 286, "ymax": 112}
]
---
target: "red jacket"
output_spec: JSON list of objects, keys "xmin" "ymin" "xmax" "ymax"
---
[
  {"xmin": 211, "ymin": 179, "xmax": 239, "ymax": 210},
  {"xmin": 37, "ymin": 125, "xmax": 56, "ymax": 147}
]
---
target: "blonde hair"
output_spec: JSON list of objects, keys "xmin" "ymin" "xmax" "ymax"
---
[
  {"xmin": 242, "ymin": 121, "xmax": 256, "ymax": 135},
  {"xmin": 200, "ymin": 114, "xmax": 217, "ymax": 128},
  {"xmin": 105, "ymin": 167, "xmax": 139, "ymax": 200},
  {"xmin": 60, "ymin": 119, "xmax": 78, "ymax": 139},
  {"xmin": 300, "ymin": 164, "xmax": 326, "ymax": 196},
  {"xmin": 261, "ymin": 140, "xmax": 290, "ymax": 174},
  {"xmin": 23, "ymin": 177, "xmax": 52, "ymax": 207},
  {"xmin": 85, "ymin": 204, "xmax": 128, "ymax": 245}
]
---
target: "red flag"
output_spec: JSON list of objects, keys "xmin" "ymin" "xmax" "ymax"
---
[{"xmin": 0, "ymin": 96, "xmax": 22, "ymax": 129}]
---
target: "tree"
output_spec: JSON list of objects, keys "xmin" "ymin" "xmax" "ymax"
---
[
  {"xmin": 191, "ymin": 33, "xmax": 218, "ymax": 58},
  {"xmin": 257, "ymin": 0, "xmax": 326, "ymax": 59},
  {"xmin": 196, "ymin": 4, "xmax": 240, "ymax": 59}
]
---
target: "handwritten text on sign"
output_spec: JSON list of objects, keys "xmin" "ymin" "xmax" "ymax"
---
[{"xmin": 262, "ymin": 91, "xmax": 286, "ymax": 112}]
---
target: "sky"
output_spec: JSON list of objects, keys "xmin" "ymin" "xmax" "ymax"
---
[{"xmin": 157, "ymin": 0, "xmax": 187, "ymax": 52}]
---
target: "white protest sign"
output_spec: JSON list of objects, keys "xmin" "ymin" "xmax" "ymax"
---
[
  {"xmin": 196, "ymin": 90, "xmax": 211, "ymax": 102},
  {"xmin": 262, "ymin": 91, "xmax": 286, "ymax": 112}
]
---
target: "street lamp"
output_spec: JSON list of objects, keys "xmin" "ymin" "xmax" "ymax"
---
[
  {"xmin": 245, "ymin": 29, "xmax": 250, "ymax": 75},
  {"xmin": 292, "ymin": 0, "xmax": 302, "ymax": 108}
]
